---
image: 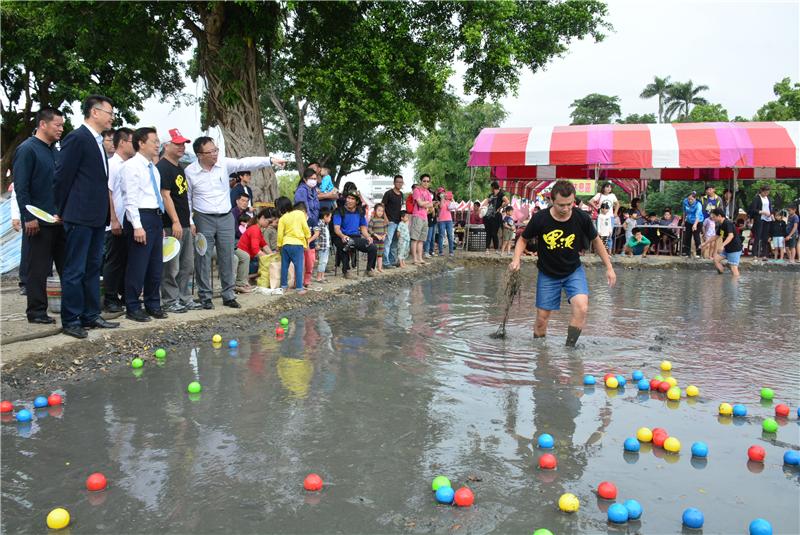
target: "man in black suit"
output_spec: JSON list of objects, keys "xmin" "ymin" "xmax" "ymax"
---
[{"xmin": 54, "ymin": 95, "xmax": 120, "ymax": 338}]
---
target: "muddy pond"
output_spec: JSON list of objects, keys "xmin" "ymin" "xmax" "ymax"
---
[{"xmin": 2, "ymin": 266, "xmax": 799, "ymax": 534}]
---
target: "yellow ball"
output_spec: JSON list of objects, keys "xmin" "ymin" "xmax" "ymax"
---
[
  {"xmin": 558, "ymin": 493, "xmax": 580, "ymax": 512},
  {"xmin": 664, "ymin": 437, "xmax": 681, "ymax": 453},
  {"xmin": 637, "ymin": 427, "xmax": 653, "ymax": 442},
  {"xmin": 212, "ymin": 334, "xmax": 222, "ymax": 343},
  {"xmin": 667, "ymin": 386, "xmax": 681, "ymax": 401},
  {"xmin": 46, "ymin": 508, "xmax": 70, "ymax": 530},
  {"xmin": 660, "ymin": 360, "xmax": 672, "ymax": 371},
  {"xmin": 665, "ymin": 376, "xmax": 678, "ymax": 387},
  {"xmin": 605, "ymin": 377, "xmax": 619, "ymax": 389},
  {"xmin": 686, "ymin": 385, "xmax": 699, "ymax": 397},
  {"xmin": 719, "ymin": 402, "xmax": 733, "ymax": 415}
]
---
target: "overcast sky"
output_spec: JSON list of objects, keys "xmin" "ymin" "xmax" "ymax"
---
[{"xmin": 130, "ymin": 0, "xmax": 799, "ymax": 189}]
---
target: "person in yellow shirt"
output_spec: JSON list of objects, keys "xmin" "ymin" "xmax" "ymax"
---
[{"xmin": 277, "ymin": 200, "xmax": 310, "ymax": 293}]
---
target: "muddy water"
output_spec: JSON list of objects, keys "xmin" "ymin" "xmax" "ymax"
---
[{"xmin": 2, "ymin": 267, "xmax": 799, "ymax": 534}]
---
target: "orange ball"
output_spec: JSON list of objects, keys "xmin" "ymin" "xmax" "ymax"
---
[
  {"xmin": 303, "ymin": 473, "xmax": 323, "ymax": 491},
  {"xmin": 454, "ymin": 487, "xmax": 474, "ymax": 507}
]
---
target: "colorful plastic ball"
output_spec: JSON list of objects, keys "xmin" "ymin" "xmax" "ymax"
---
[
  {"xmin": 682, "ymin": 508, "xmax": 704, "ymax": 529},
  {"xmin": 15, "ymin": 409, "xmax": 32, "ymax": 423},
  {"xmin": 608, "ymin": 503, "xmax": 629, "ymax": 524},
  {"xmin": 691, "ymin": 442, "xmax": 708, "ymax": 458},
  {"xmin": 597, "ymin": 481, "xmax": 617, "ymax": 500},
  {"xmin": 652, "ymin": 427, "xmax": 667, "ymax": 435},
  {"xmin": 748, "ymin": 445, "xmax": 766, "ymax": 462},
  {"xmin": 435, "ymin": 485, "xmax": 454, "ymax": 504},
  {"xmin": 431, "ymin": 475, "xmax": 451, "ymax": 492},
  {"xmin": 603, "ymin": 373, "xmax": 615, "ymax": 382},
  {"xmin": 187, "ymin": 381, "xmax": 202, "ymax": 394},
  {"xmin": 228, "ymin": 340, "xmax": 238, "ymax": 348},
  {"xmin": 624, "ymin": 499, "xmax": 643, "ymax": 520},
  {"xmin": 667, "ymin": 386, "xmax": 681, "ymax": 401},
  {"xmin": 280, "ymin": 317, "xmax": 289, "ymax": 327},
  {"xmin": 783, "ymin": 451, "xmax": 800, "ymax": 465},
  {"xmin": 660, "ymin": 360, "xmax": 672, "ymax": 371},
  {"xmin": 654, "ymin": 374, "xmax": 664, "ymax": 382},
  {"xmin": 533, "ymin": 530, "xmax": 554, "ymax": 535},
  {"xmin": 46, "ymin": 508, "xmax": 70, "ymax": 530},
  {"xmin": 131, "ymin": 358, "xmax": 143, "ymax": 369},
  {"xmin": 47, "ymin": 393, "xmax": 63, "ymax": 406},
  {"xmin": 583, "ymin": 375, "xmax": 596, "ymax": 386},
  {"xmin": 624, "ymin": 437, "xmax": 640, "ymax": 452},
  {"xmin": 454, "ymin": 487, "xmax": 474, "ymax": 507},
  {"xmin": 303, "ymin": 473, "xmax": 323, "ymax": 491},
  {"xmin": 637, "ymin": 379, "xmax": 650, "ymax": 391},
  {"xmin": 0, "ymin": 400, "xmax": 12, "ymax": 413},
  {"xmin": 686, "ymin": 385, "xmax": 699, "ymax": 397},
  {"xmin": 657, "ymin": 382, "xmax": 670, "ymax": 393},
  {"xmin": 33, "ymin": 396, "xmax": 48, "ymax": 408},
  {"xmin": 652, "ymin": 431, "xmax": 668, "ymax": 448},
  {"xmin": 649, "ymin": 378, "xmax": 661, "ymax": 390},
  {"xmin": 605, "ymin": 376, "xmax": 619, "ymax": 389},
  {"xmin": 558, "ymin": 493, "xmax": 579, "ymax": 512},
  {"xmin": 749, "ymin": 518, "xmax": 773, "ymax": 535},
  {"xmin": 537, "ymin": 433, "xmax": 555, "ymax": 449},
  {"xmin": 276, "ymin": 327, "xmax": 285, "ymax": 336},
  {"xmin": 154, "ymin": 348, "xmax": 166, "ymax": 358},
  {"xmin": 733, "ymin": 404, "xmax": 747, "ymax": 417},
  {"xmin": 636, "ymin": 427, "xmax": 653, "ymax": 442},
  {"xmin": 212, "ymin": 334, "xmax": 222, "ymax": 343},
  {"xmin": 615, "ymin": 375, "xmax": 627, "ymax": 387},
  {"xmin": 719, "ymin": 402, "xmax": 733, "ymax": 416},
  {"xmin": 665, "ymin": 376, "xmax": 678, "ymax": 387},
  {"xmin": 775, "ymin": 404, "xmax": 790, "ymax": 417},
  {"xmin": 760, "ymin": 388, "xmax": 774, "ymax": 400},
  {"xmin": 664, "ymin": 437, "xmax": 681, "ymax": 453},
  {"xmin": 762, "ymin": 418, "xmax": 778, "ymax": 433},
  {"xmin": 632, "ymin": 370, "xmax": 644, "ymax": 381},
  {"xmin": 538, "ymin": 453, "xmax": 557, "ymax": 469},
  {"xmin": 797, "ymin": 407, "xmax": 800, "ymax": 418},
  {"xmin": 86, "ymin": 472, "xmax": 107, "ymax": 491}
]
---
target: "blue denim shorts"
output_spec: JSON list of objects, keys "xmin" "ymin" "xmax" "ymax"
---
[
  {"xmin": 720, "ymin": 250, "xmax": 742, "ymax": 266},
  {"xmin": 536, "ymin": 265, "xmax": 589, "ymax": 311}
]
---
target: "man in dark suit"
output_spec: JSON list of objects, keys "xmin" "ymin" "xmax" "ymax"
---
[{"xmin": 54, "ymin": 95, "xmax": 120, "ymax": 338}]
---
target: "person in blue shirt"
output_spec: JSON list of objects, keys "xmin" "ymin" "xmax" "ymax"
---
[
  {"xmin": 331, "ymin": 191, "xmax": 377, "ymax": 278},
  {"xmin": 682, "ymin": 191, "xmax": 704, "ymax": 257}
]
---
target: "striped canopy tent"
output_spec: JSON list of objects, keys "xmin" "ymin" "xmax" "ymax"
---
[{"xmin": 468, "ymin": 122, "xmax": 800, "ymax": 199}]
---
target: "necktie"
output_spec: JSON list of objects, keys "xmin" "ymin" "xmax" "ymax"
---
[{"xmin": 149, "ymin": 163, "xmax": 165, "ymax": 212}]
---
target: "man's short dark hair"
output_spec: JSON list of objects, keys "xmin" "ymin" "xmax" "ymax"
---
[
  {"xmin": 550, "ymin": 180, "xmax": 576, "ymax": 200},
  {"xmin": 113, "ymin": 127, "xmax": 133, "ymax": 149},
  {"xmin": 759, "ymin": 185, "xmax": 770, "ymax": 193},
  {"xmin": 664, "ymin": 208, "xmax": 672, "ymax": 213},
  {"xmin": 131, "ymin": 127, "xmax": 157, "ymax": 152},
  {"xmin": 490, "ymin": 180, "xmax": 500, "ymax": 190},
  {"xmin": 35, "ymin": 107, "xmax": 63, "ymax": 125},
  {"xmin": 193, "ymin": 136, "xmax": 214, "ymax": 155},
  {"xmin": 101, "ymin": 129, "xmax": 115, "ymax": 139},
  {"xmin": 504, "ymin": 206, "xmax": 513, "ymax": 213},
  {"xmin": 633, "ymin": 227, "xmax": 643, "ymax": 234},
  {"xmin": 237, "ymin": 193, "xmax": 250, "ymax": 201},
  {"xmin": 393, "ymin": 174, "xmax": 403, "ymax": 183},
  {"xmin": 81, "ymin": 94, "xmax": 114, "ymax": 118},
  {"xmin": 711, "ymin": 208, "xmax": 725, "ymax": 217}
]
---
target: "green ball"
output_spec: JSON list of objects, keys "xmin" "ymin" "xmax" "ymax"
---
[
  {"xmin": 763, "ymin": 417, "xmax": 778, "ymax": 433},
  {"xmin": 187, "ymin": 381, "xmax": 202, "ymax": 394},
  {"xmin": 654, "ymin": 374, "xmax": 664, "ymax": 382},
  {"xmin": 131, "ymin": 358, "xmax": 143, "ymax": 369},
  {"xmin": 280, "ymin": 317, "xmax": 289, "ymax": 327},
  {"xmin": 431, "ymin": 476, "xmax": 451, "ymax": 492},
  {"xmin": 154, "ymin": 348, "xmax": 166, "ymax": 359},
  {"xmin": 533, "ymin": 530, "xmax": 554, "ymax": 535},
  {"xmin": 760, "ymin": 387, "xmax": 774, "ymax": 400}
]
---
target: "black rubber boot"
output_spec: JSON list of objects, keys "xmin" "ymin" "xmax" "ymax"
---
[{"xmin": 565, "ymin": 326, "xmax": 582, "ymax": 347}]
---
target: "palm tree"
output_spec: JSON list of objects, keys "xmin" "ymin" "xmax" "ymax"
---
[
  {"xmin": 664, "ymin": 81, "xmax": 709, "ymax": 121},
  {"xmin": 639, "ymin": 76, "xmax": 673, "ymax": 123}
]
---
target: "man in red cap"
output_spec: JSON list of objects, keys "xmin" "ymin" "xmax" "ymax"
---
[{"xmin": 158, "ymin": 128, "xmax": 201, "ymax": 313}]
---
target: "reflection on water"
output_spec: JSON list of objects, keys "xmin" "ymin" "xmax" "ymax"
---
[{"xmin": 2, "ymin": 267, "xmax": 799, "ymax": 534}]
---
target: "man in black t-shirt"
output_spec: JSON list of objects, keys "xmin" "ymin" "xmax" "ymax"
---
[
  {"xmin": 510, "ymin": 180, "xmax": 616, "ymax": 346},
  {"xmin": 380, "ymin": 174, "xmax": 404, "ymax": 268},
  {"xmin": 701, "ymin": 207, "xmax": 742, "ymax": 277}
]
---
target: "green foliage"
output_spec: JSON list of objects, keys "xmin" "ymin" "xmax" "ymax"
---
[
  {"xmin": 639, "ymin": 75, "xmax": 672, "ymax": 123},
  {"xmin": 685, "ymin": 103, "xmax": 729, "ymax": 122},
  {"xmin": 664, "ymin": 80, "xmax": 709, "ymax": 121},
  {"xmin": 753, "ymin": 77, "xmax": 800, "ymax": 121},
  {"xmin": 569, "ymin": 93, "xmax": 621, "ymax": 124},
  {"xmin": 414, "ymin": 100, "xmax": 507, "ymax": 199},
  {"xmin": 617, "ymin": 113, "xmax": 657, "ymax": 124},
  {"xmin": 276, "ymin": 171, "xmax": 300, "ymax": 199},
  {"xmin": 741, "ymin": 180, "xmax": 800, "ymax": 209}
]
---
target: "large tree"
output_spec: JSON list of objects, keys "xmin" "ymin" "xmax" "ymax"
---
[
  {"xmin": 639, "ymin": 75, "xmax": 673, "ymax": 123},
  {"xmin": 664, "ymin": 80, "xmax": 709, "ymax": 121},
  {"xmin": 753, "ymin": 77, "xmax": 800, "ymax": 121},
  {"xmin": 617, "ymin": 113, "xmax": 657, "ymax": 124},
  {"xmin": 685, "ymin": 103, "xmax": 729, "ymax": 122},
  {"xmin": 569, "ymin": 93, "xmax": 621, "ymax": 124}
]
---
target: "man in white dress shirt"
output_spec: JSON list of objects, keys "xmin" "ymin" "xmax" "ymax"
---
[
  {"xmin": 103, "ymin": 127, "xmax": 134, "ymax": 313},
  {"xmin": 186, "ymin": 136, "xmax": 285, "ymax": 309},
  {"xmin": 120, "ymin": 127, "xmax": 167, "ymax": 322}
]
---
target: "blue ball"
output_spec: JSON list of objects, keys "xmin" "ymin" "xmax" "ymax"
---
[
  {"xmin": 797, "ymin": 406, "xmax": 800, "ymax": 418},
  {"xmin": 733, "ymin": 404, "xmax": 747, "ymax": 417},
  {"xmin": 583, "ymin": 375, "xmax": 596, "ymax": 386},
  {"xmin": 608, "ymin": 503, "xmax": 629, "ymax": 524},
  {"xmin": 749, "ymin": 518, "xmax": 773, "ymax": 535},
  {"xmin": 537, "ymin": 433, "xmax": 554, "ymax": 449},
  {"xmin": 615, "ymin": 375, "xmax": 626, "ymax": 387},
  {"xmin": 691, "ymin": 441, "xmax": 709, "ymax": 458},
  {"xmin": 624, "ymin": 437, "xmax": 640, "ymax": 452},
  {"xmin": 15, "ymin": 409, "xmax": 32, "ymax": 423},
  {"xmin": 682, "ymin": 508, "xmax": 704, "ymax": 529},
  {"xmin": 623, "ymin": 499, "xmax": 643, "ymax": 520},
  {"xmin": 783, "ymin": 450, "xmax": 800, "ymax": 465},
  {"xmin": 435, "ymin": 486, "xmax": 454, "ymax": 504},
  {"xmin": 228, "ymin": 340, "xmax": 238, "ymax": 348},
  {"xmin": 33, "ymin": 396, "xmax": 48, "ymax": 408},
  {"xmin": 632, "ymin": 370, "xmax": 644, "ymax": 381},
  {"xmin": 637, "ymin": 379, "xmax": 650, "ymax": 391}
]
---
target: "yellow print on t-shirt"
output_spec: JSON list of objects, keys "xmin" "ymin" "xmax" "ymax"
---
[
  {"xmin": 542, "ymin": 229, "xmax": 576, "ymax": 250},
  {"xmin": 176, "ymin": 174, "xmax": 187, "ymax": 195}
]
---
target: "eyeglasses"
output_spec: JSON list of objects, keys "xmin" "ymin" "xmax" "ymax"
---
[
  {"xmin": 422, "ymin": 179, "xmax": 431, "ymax": 183},
  {"xmin": 93, "ymin": 106, "xmax": 115, "ymax": 118},
  {"xmin": 198, "ymin": 148, "xmax": 220, "ymax": 155}
]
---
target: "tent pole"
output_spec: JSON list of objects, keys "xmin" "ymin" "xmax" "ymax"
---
[
  {"xmin": 469, "ymin": 167, "xmax": 476, "ymax": 201},
  {"xmin": 732, "ymin": 168, "xmax": 738, "ymax": 220}
]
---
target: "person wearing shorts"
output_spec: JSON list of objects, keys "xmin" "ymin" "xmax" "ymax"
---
[
  {"xmin": 509, "ymin": 180, "xmax": 616, "ymax": 347},
  {"xmin": 410, "ymin": 174, "xmax": 432, "ymax": 265},
  {"xmin": 702, "ymin": 208, "xmax": 742, "ymax": 277}
]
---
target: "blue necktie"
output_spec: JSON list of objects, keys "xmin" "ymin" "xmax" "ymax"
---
[{"xmin": 149, "ymin": 163, "xmax": 165, "ymax": 212}]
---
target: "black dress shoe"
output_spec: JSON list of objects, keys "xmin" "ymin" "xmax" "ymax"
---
[
  {"xmin": 103, "ymin": 302, "xmax": 124, "ymax": 313},
  {"xmin": 83, "ymin": 317, "xmax": 120, "ymax": 329},
  {"xmin": 62, "ymin": 325, "xmax": 88, "ymax": 339},
  {"xmin": 223, "ymin": 299, "xmax": 241, "ymax": 309},
  {"xmin": 28, "ymin": 316, "xmax": 56, "ymax": 325},
  {"xmin": 201, "ymin": 300, "xmax": 214, "ymax": 310},
  {"xmin": 126, "ymin": 309, "xmax": 152, "ymax": 322},
  {"xmin": 146, "ymin": 308, "xmax": 168, "ymax": 319}
]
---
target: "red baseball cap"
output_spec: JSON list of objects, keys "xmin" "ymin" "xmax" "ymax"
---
[{"xmin": 168, "ymin": 128, "xmax": 190, "ymax": 144}]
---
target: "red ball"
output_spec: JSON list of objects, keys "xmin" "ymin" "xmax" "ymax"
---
[
  {"xmin": 604, "ymin": 373, "xmax": 615, "ymax": 382},
  {"xmin": 775, "ymin": 404, "xmax": 790, "ymax": 417},
  {"xmin": 538, "ymin": 453, "xmax": 557, "ymax": 470},
  {"xmin": 747, "ymin": 445, "xmax": 765, "ymax": 462},
  {"xmin": 649, "ymin": 379, "xmax": 661, "ymax": 390},
  {"xmin": 47, "ymin": 393, "xmax": 63, "ymax": 406},
  {"xmin": 657, "ymin": 382, "xmax": 671, "ymax": 393},
  {"xmin": 652, "ymin": 427, "xmax": 667, "ymax": 435},
  {"xmin": 276, "ymin": 327, "xmax": 285, "ymax": 336},
  {"xmin": 453, "ymin": 487, "xmax": 474, "ymax": 507},
  {"xmin": 304, "ymin": 473, "xmax": 323, "ymax": 491},
  {"xmin": 597, "ymin": 481, "xmax": 617, "ymax": 500},
  {"xmin": 652, "ymin": 431, "xmax": 668, "ymax": 448},
  {"xmin": 86, "ymin": 472, "xmax": 107, "ymax": 491},
  {"xmin": 0, "ymin": 400, "xmax": 12, "ymax": 413}
]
